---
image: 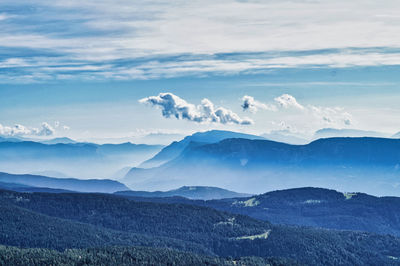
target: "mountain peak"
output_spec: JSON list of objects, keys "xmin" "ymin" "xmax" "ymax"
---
[
  {"xmin": 139, "ymin": 130, "xmax": 265, "ymax": 168},
  {"xmin": 115, "ymin": 185, "xmax": 251, "ymax": 200}
]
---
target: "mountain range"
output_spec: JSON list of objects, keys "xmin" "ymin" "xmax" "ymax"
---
[
  {"xmin": 2, "ymin": 189, "xmax": 400, "ymax": 265},
  {"xmin": 39, "ymin": 137, "xmax": 78, "ymax": 144},
  {"xmin": 0, "ymin": 172, "xmax": 128, "ymax": 193},
  {"xmin": 115, "ymin": 186, "xmax": 251, "ymax": 200},
  {"xmin": 313, "ymin": 128, "xmax": 390, "ymax": 139},
  {"xmin": 123, "ymin": 136, "xmax": 400, "ymax": 195},
  {"xmin": 0, "ymin": 136, "xmax": 78, "ymax": 144},
  {"xmin": 117, "ymin": 186, "xmax": 400, "ymax": 238},
  {"xmin": 192, "ymin": 187, "xmax": 400, "ymax": 238},
  {"xmin": 260, "ymin": 130, "xmax": 309, "ymax": 145},
  {"xmin": 0, "ymin": 140, "xmax": 163, "ymax": 179},
  {"xmin": 0, "ymin": 173, "xmax": 249, "ymax": 199},
  {"xmin": 139, "ymin": 130, "xmax": 265, "ymax": 168}
]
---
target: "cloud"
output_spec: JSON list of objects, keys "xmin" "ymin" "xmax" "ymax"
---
[
  {"xmin": 241, "ymin": 93, "xmax": 305, "ymax": 112},
  {"xmin": 3, "ymin": 49, "xmax": 400, "ymax": 84},
  {"xmin": 242, "ymin": 95, "xmax": 276, "ymax": 113},
  {"xmin": 0, "ymin": 122, "xmax": 55, "ymax": 137},
  {"xmin": 308, "ymin": 106, "xmax": 352, "ymax": 127},
  {"xmin": 242, "ymin": 94, "xmax": 352, "ymax": 128},
  {"xmin": 140, "ymin": 92, "xmax": 252, "ymax": 125},
  {"xmin": 38, "ymin": 122, "xmax": 55, "ymax": 136},
  {"xmin": 274, "ymin": 94, "xmax": 304, "ymax": 110},
  {"xmin": 1, "ymin": 1, "xmax": 400, "ymax": 82},
  {"xmin": 54, "ymin": 121, "xmax": 71, "ymax": 131}
]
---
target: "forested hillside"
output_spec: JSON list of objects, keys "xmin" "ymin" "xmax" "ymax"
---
[
  {"xmin": 0, "ymin": 245, "xmax": 298, "ymax": 266},
  {"xmin": 1, "ymin": 189, "xmax": 400, "ymax": 265},
  {"xmin": 119, "ymin": 187, "xmax": 400, "ymax": 237}
]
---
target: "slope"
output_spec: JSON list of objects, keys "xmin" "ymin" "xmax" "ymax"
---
[
  {"xmin": 139, "ymin": 130, "xmax": 265, "ymax": 168},
  {"xmin": 115, "ymin": 186, "xmax": 251, "ymax": 200},
  {"xmin": 0, "ymin": 172, "xmax": 129, "ymax": 193},
  {"xmin": 2, "ymin": 189, "xmax": 400, "ymax": 265},
  {"xmin": 124, "ymin": 137, "xmax": 400, "ymax": 195}
]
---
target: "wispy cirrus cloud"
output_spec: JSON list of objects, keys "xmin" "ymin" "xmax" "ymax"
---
[{"xmin": 1, "ymin": 0, "xmax": 400, "ymax": 82}]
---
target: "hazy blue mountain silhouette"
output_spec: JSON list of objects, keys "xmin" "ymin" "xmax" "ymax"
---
[
  {"xmin": 0, "ymin": 141, "xmax": 163, "ymax": 159},
  {"xmin": 314, "ymin": 128, "xmax": 388, "ymax": 138},
  {"xmin": 261, "ymin": 130, "xmax": 308, "ymax": 144},
  {"xmin": 140, "ymin": 130, "xmax": 265, "ymax": 168},
  {"xmin": 0, "ymin": 141, "xmax": 163, "ymax": 179},
  {"xmin": 115, "ymin": 186, "xmax": 251, "ymax": 200},
  {"xmin": 0, "ymin": 181, "xmax": 75, "ymax": 193},
  {"xmin": 0, "ymin": 172, "xmax": 128, "ymax": 193},
  {"xmin": 39, "ymin": 137, "xmax": 77, "ymax": 144},
  {"xmin": 182, "ymin": 137, "xmax": 400, "ymax": 166},
  {"xmin": 0, "ymin": 136, "xmax": 24, "ymax": 142},
  {"xmin": 124, "ymin": 137, "xmax": 400, "ymax": 195}
]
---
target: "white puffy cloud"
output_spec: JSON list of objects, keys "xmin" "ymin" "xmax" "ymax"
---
[
  {"xmin": 241, "ymin": 95, "xmax": 276, "ymax": 113},
  {"xmin": 308, "ymin": 106, "xmax": 352, "ymax": 127},
  {"xmin": 0, "ymin": 122, "xmax": 55, "ymax": 137},
  {"xmin": 38, "ymin": 122, "xmax": 55, "ymax": 136},
  {"xmin": 274, "ymin": 94, "xmax": 305, "ymax": 110},
  {"xmin": 241, "ymin": 94, "xmax": 306, "ymax": 113},
  {"xmin": 241, "ymin": 94, "xmax": 352, "ymax": 128},
  {"xmin": 140, "ymin": 92, "xmax": 252, "ymax": 125}
]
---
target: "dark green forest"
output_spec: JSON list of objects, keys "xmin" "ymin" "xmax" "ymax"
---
[
  {"xmin": 0, "ymin": 245, "xmax": 298, "ymax": 266},
  {"xmin": 1, "ymin": 189, "xmax": 400, "ymax": 265},
  {"xmin": 119, "ymin": 187, "xmax": 400, "ymax": 237}
]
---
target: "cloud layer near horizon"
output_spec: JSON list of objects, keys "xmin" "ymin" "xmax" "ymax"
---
[
  {"xmin": 242, "ymin": 94, "xmax": 352, "ymax": 129},
  {"xmin": 140, "ymin": 93, "xmax": 252, "ymax": 125},
  {"xmin": 0, "ymin": 122, "xmax": 55, "ymax": 137}
]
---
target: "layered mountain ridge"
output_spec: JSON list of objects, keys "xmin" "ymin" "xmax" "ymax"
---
[{"xmin": 124, "ymin": 136, "xmax": 400, "ymax": 195}]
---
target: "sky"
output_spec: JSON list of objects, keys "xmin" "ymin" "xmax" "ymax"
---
[{"xmin": 1, "ymin": 0, "xmax": 400, "ymax": 143}]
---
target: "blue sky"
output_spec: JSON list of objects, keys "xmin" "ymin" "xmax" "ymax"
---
[{"xmin": 1, "ymin": 0, "xmax": 400, "ymax": 142}]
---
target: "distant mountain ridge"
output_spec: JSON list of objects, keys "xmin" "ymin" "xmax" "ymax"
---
[
  {"xmin": 0, "ymin": 140, "xmax": 163, "ymax": 179},
  {"xmin": 0, "ymin": 136, "xmax": 78, "ymax": 144},
  {"xmin": 261, "ymin": 130, "xmax": 309, "ymax": 145},
  {"xmin": 114, "ymin": 186, "xmax": 400, "ymax": 238},
  {"xmin": 0, "ymin": 136, "xmax": 23, "ymax": 143},
  {"xmin": 314, "ymin": 128, "xmax": 389, "ymax": 138},
  {"xmin": 0, "ymin": 181, "xmax": 75, "ymax": 193},
  {"xmin": 39, "ymin": 137, "xmax": 77, "ymax": 144},
  {"xmin": 124, "ymin": 137, "xmax": 400, "ymax": 196},
  {"xmin": 140, "ymin": 130, "xmax": 265, "ymax": 168},
  {"xmin": 115, "ymin": 186, "xmax": 251, "ymax": 200},
  {"xmin": 203, "ymin": 187, "xmax": 400, "ymax": 237},
  {"xmin": 188, "ymin": 137, "xmax": 400, "ymax": 166},
  {"xmin": 0, "ymin": 172, "xmax": 128, "ymax": 193}
]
